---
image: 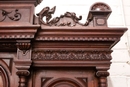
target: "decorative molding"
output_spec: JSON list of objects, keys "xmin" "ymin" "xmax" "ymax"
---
[
  {"xmin": 0, "ymin": 43, "xmax": 16, "ymax": 49},
  {"xmin": 0, "ymin": 9, "xmax": 21, "ymax": 22},
  {"xmin": 36, "ymin": 36, "xmax": 119, "ymax": 41},
  {"xmin": 32, "ymin": 50, "xmax": 112, "ymax": 60},
  {"xmin": 96, "ymin": 71, "xmax": 109, "ymax": 77},
  {"xmin": 0, "ymin": 34, "xmax": 34, "ymax": 39},
  {"xmin": 0, "ymin": 66, "xmax": 9, "ymax": 87},
  {"xmin": 16, "ymin": 70, "xmax": 30, "ymax": 76}
]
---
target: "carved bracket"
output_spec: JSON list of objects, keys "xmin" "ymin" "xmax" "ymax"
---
[{"xmin": 16, "ymin": 40, "xmax": 31, "ymax": 54}]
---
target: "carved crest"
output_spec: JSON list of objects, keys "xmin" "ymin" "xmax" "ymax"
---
[{"xmin": 37, "ymin": 6, "xmax": 88, "ymax": 26}]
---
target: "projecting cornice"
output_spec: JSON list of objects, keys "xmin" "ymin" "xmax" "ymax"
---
[{"xmin": 0, "ymin": 0, "xmax": 42, "ymax": 6}]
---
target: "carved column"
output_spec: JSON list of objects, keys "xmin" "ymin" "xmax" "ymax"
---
[
  {"xmin": 96, "ymin": 71, "xmax": 109, "ymax": 87},
  {"xmin": 15, "ymin": 40, "xmax": 32, "ymax": 87},
  {"xmin": 16, "ymin": 70, "xmax": 30, "ymax": 87}
]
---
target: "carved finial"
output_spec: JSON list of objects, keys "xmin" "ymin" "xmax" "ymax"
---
[
  {"xmin": 90, "ymin": 2, "xmax": 111, "ymax": 11},
  {"xmin": 87, "ymin": 2, "xmax": 112, "ymax": 27}
]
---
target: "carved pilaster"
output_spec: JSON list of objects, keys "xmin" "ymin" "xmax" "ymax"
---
[
  {"xmin": 16, "ymin": 70, "xmax": 30, "ymax": 87},
  {"xmin": 15, "ymin": 40, "xmax": 32, "ymax": 87},
  {"xmin": 96, "ymin": 71, "xmax": 109, "ymax": 87}
]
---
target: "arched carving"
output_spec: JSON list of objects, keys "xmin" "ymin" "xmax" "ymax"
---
[
  {"xmin": 0, "ymin": 66, "xmax": 9, "ymax": 87},
  {"xmin": 46, "ymin": 78, "xmax": 82, "ymax": 87},
  {"xmin": 90, "ymin": 2, "xmax": 111, "ymax": 11}
]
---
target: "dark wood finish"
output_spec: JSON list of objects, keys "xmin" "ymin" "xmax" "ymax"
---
[{"xmin": 0, "ymin": 1, "xmax": 127, "ymax": 87}]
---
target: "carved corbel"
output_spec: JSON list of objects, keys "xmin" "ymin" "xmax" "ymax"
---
[
  {"xmin": 96, "ymin": 71, "xmax": 109, "ymax": 87},
  {"xmin": 16, "ymin": 40, "xmax": 31, "ymax": 56}
]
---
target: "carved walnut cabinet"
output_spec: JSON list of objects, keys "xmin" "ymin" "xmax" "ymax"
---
[{"xmin": 0, "ymin": 0, "xmax": 127, "ymax": 87}]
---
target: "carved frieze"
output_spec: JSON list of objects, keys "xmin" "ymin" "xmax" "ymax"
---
[
  {"xmin": 0, "ymin": 43, "xmax": 16, "ymax": 50},
  {"xmin": 32, "ymin": 50, "xmax": 112, "ymax": 61}
]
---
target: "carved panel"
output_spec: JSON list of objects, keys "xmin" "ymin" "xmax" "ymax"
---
[
  {"xmin": 0, "ymin": 9, "xmax": 21, "ymax": 22},
  {"xmin": 32, "ymin": 50, "xmax": 112, "ymax": 61},
  {"xmin": 33, "ymin": 68, "xmax": 98, "ymax": 87},
  {"xmin": 0, "ymin": 4, "xmax": 34, "ymax": 25}
]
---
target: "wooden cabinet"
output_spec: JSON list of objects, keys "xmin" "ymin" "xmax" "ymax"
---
[{"xmin": 0, "ymin": 0, "xmax": 127, "ymax": 87}]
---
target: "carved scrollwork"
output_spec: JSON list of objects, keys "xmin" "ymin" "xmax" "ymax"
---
[
  {"xmin": 0, "ymin": 9, "xmax": 21, "ymax": 22},
  {"xmin": 37, "ymin": 6, "xmax": 56, "ymax": 25},
  {"xmin": 48, "ymin": 12, "xmax": 82, "ymax": 26},
  {"xmin": 37, "ymin": 6, "xmax": 88, "ymax": 26},
  {"xmin": 32, "ymin": 50, "xmax": 112, "ymax": 60}
]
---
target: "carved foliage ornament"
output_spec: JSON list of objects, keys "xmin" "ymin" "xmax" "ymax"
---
[
  {"xmin": 36, "ymin": 2, "xmax": 112, "ymax": 27},
  {"xmin": 0, "ymin": 9, "xmax": 21, "ymax": 22},
  {"xmin": 37, "ymin": 6, "xmax": 88, "ymax": 26},
  {"xmin": 32, "ymin": 50, "xmax": 112, "ymax": 60}
]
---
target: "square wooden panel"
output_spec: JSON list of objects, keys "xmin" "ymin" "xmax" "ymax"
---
[
  {"xmin": 32, "ymin": 67, "xmax": 98, "ymax": 87},
  {"xmin": 0, "ymin": 4, "xmax": 34, "ymax": 25}
]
